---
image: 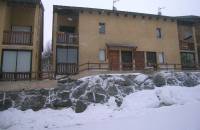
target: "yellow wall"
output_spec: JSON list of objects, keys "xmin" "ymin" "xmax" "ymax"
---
[{"xmin": 78, "ymin": 12, "xmax": 181, "ymax": 65}]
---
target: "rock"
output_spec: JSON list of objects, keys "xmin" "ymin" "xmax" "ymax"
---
[
  {"xmin": 86, "ymin": 92, "xmax": 95, "ymax": 102},
  {"xmin": 99, "ymin": 75, "xmax": 112, "ymax": 80},
  {"xmin": 92, "ymin": 85, "xmax": 106, "ymax": 95},
  {"xmin": 115, "ymin": 96, "xmax": 123, "ymax": 107},
  {"xmin": 175, "ymin": 72, "xmax": 187, "ymax": 82},
  {"xmin": 7, "ymin": 92, "xmax": 22, "ymax": 107},
  {"xmin": 71, "ymin": 82, "xmax": 88, "ymax": 99},
  {"xmin": 95, "ymin": 93, "xmax": 106, "ymax": 103},
  {"xmin": 167, "ymin": 77, "xmax": 179, "ymax": 86},
  {"xmin": 52, "ymin": 99, "xmax": 72, "ymax": 108},
  {"xmin": 153, "ymin": 74, "xmax": 166, "ymax": 87},
  {"xmin": 118, "ymin": 86, "xmax": 133, "ymax": 95},
  {"xmin": 39, "ymin": 89, "xmax": 49, "ymax": 96},
  {"xmin": 107, "ymin": 86, "xmax": 118, "ymax": 96},
  {"xmin": 57, "ymin": 91, "xmax": 70, "ymax": 100},
  {"xmin": 0, "ymin": 98, "xmax": 12, "ymax": 111},
  {"xmin": 74, "ymin": 100, "xmax": 87, "ymax": 113},
  {"xmin": 57, "ymin": 77, "xmax": 75, "ymax": 84},
  {"xmin": 183, "ymin": 77, "xmax": 198, "ymax": 87},
  {"xmin": 142, "ymin": 79, "xmax": 155, "ymax": 90},
  {"xmin": 21, "ymin": 95, "xmax": 46, "ymax": 111},
  {"xmin": 114, "ymin": 79, "xmax": 132, "ymax": 86}
]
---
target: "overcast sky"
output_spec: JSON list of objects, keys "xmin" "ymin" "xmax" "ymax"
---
[{"xmin": 41, "ymin": 0, "xmax": 200, "ymax": 48}]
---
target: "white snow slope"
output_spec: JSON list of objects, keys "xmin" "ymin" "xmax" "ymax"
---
[{"xmin": 1, "ymin": 85, "xmax": 200, "ymax": 130}]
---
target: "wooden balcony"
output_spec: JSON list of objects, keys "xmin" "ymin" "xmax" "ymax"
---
[
  {"xmin": 179, "ymin": 40, "xmax": 195, "ymax": 51},
  {"xmin": 0, "ymin": 72, "xmax": 31, "ymax": 81},
  {"xmin": 56, "ymin": 32, "xmax": 78, "ymax": 45},
  {"xmin": 56, "ymin": 63, "xmax": 78, "ymax": 75},
  {"xmin": 3, "ymin": 31, "xmax": 32, "ymax": 45}
]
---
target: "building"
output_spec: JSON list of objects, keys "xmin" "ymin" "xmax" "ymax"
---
[
  {"xmin": 0, "ymin": 0, "xmax": 44, "ymax": 80},
  {"xmin": 52, "ymin": 5, "xmax": 200, "ymax": 75},
  {"xmin": 177, "ymin": 16, "xmax": 200, "ymax": 68}
]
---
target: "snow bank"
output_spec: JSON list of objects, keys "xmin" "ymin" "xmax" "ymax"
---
[{"xmin": 1, "ymin": 85, "xmax": 200, "ymax": 130}]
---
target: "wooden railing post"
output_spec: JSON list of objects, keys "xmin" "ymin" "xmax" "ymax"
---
[
  {"xmin": 174, "ymin": 64, "xmax": 176, "ymax": 70},
  {"xmin": 88, "ymin": 61, "xmax": 90, "ymax": 70}
]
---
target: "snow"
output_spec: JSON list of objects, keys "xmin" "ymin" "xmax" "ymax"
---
[
  {"xmin": 1, "ymin": 85, "xmax": 200, "ymax": 130},
  {"xmin": 134, "ymin": 73, "xmax": 148, "ymax": 83}
]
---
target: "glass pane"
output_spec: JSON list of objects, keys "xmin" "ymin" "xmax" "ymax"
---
[
  {"xmin": 67, "ymin": 48, "xmax": 77, "ymax": 63},
  {"xmin": 57, "ymin": 48, "xmax": 68, "ymax": 63},
  {"xmin": 17, "ymin": 51, "xmax": 31, "ymax": 72},
  {"xmin": 2, "ymin": 51, "xmax": 17, "ymax": 72},
  {"xmin": 99, "ymin": 50, "xmax": 105, "ymax": 62},
  {"xmin": 158, "ymin": 53, "xmax": 164, "ymax": 64},
  {"xmin": 12, "ymin": 26, "xmax": 31, "ymax": 32}
]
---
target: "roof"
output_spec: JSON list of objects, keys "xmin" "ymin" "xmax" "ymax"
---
[
  {"xmin": 53, "ymin": 5, "xmax": 176, "ymax": 20},
  {"xmin": 176, "ymin": 15, "xmax": 200, "ymax": 23},
  {"xmin": 7, "ymin": 0, "xmax": 44, "ymax": 11},
  {"xmin": 106, "ymin": 43, "xmax": 137, "ymax": 49}
]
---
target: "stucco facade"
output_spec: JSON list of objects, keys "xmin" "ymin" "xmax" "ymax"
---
[
  {"xmin": 78, "ymin": 11, "xmax": 180, "ymax": 65},
  {"xmin": 0, "ymin": 0, "xmax": 44, "ymax": 80}
]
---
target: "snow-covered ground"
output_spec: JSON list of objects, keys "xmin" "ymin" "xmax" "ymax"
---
[{"xmin": 1, "ymin": 85, "xmax": 200, "ymax": 130}]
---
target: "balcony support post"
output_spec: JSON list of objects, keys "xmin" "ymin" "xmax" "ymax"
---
[{"xmin": 193, "ymin": 26, "xmax": 199, "ymax": 68}]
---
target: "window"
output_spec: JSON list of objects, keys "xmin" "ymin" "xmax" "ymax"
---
[
  {"xmin": 2, "ymin": 50, "xmax": 31, "ymax": 72},
  {"xmin": 57, "ymin": 48, "xmax": 78, "ymax": 64},
  {"xmin": 158, "ymin": 52, "xmax": 165, "ymax": 64},
  {"xmin": 99, "ymin": 22, "xmax": 105, "ymax": 34},
  {"xmin": 146, "ymin": 52, "xmax": 157, "ymax": 67},
  {"xmin": 156, "ymin": 28, "xmax": 162, "ymax": 39},
  {"xmin": 99, "ymin": 49, "xmax": 106, "ymax": 62},
  {"xmin": 181, "ymin": 52, "xmax": 195, "ymax": 68}
]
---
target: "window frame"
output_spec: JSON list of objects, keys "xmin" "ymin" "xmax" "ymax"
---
[
  {"xmin": 146, "ymin": 52, "xmax": 157, "ymax": 67},
  {"xmin": 1, "ymin": 49, "xmax": 32, "ymax": 73},
  {"xmin": 99, "ymin": 22, "xmax": 106, "ymax": 34},
  {"xmin": 99, "ymin": 49, "xmax": 106, "ymax": 62}
]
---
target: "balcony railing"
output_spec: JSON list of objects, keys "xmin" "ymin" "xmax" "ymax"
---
[
  {"xmin": 3, "ymin": 31, "xmax": 32, "ymax": 45},
  {"xmin": 56, "ymin": 63, "xmax": 78, "ymax": 75},
  {"xmin": 57, "ymin": 32, "xmax": 78, "ymax": 45},
  {"xmin": 179, "ymin": 40, "xmax": 195, "ymax": 51}
]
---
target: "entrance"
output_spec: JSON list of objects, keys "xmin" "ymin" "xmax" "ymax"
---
[
  {"xmin": 121, "ymin": 51, "xmax": 133, "ymax": 70},
  {"xmin": 109, "ymin": 50, "xmax": 120, "ymax": 70},
  {"xmin": 135, "ymin": 51, "xmax": 145, "ymax": 70}
]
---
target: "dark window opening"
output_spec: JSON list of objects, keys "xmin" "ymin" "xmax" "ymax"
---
[
  {"xmin": 156, "ymin": 28, "xmax": 162, "ymax": 39},
  {"xmin": 59, "ymin": 26, "xmax": 75, "ymax": 33},
  {"xmin": 121, "ymin": 51, "xmax": 133, "ymax": 70},
  {"xmin": 99, "ymin": 22, "xmax": 105, "ymax": 34},
  {"xmin": 146, "ymin": 52, "xmax": 157, "ymax": 67}
]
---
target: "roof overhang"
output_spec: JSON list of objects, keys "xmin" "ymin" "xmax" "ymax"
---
[
  {"xmin": 53, "ymin": 5, "xmax": 177, "ymax": 21},
  {"xmin": 7, "ymin": 0, "xmax": 44, "ymax": 11},
  {"xmin": 106, "ymin": 43, "xmax": 137, "ymax": 50}
]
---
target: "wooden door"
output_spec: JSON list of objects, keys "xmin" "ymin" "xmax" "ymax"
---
[
  {"xmin": 109, "ymin": 50, "xmax": 120, "ymax": 70},
  {"xmin": 135, "ymin": 51, "xmax": 145, "ymax": 70}
]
